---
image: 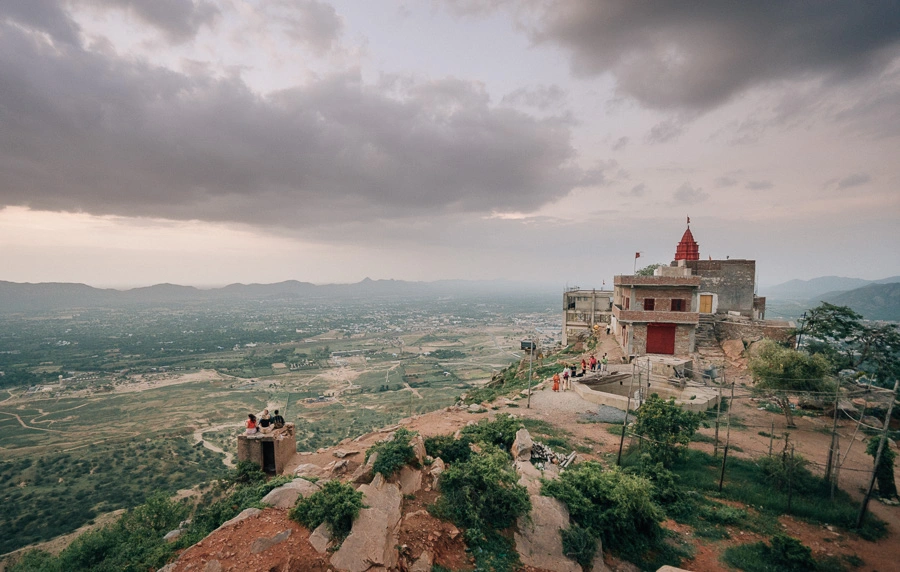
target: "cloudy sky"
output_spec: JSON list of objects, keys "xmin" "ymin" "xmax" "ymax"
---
[{"xmin": 1, "ymin": 1, "xmax": 899, "ymax": 289}]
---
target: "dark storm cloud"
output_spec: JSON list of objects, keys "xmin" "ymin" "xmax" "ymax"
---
[
  {"xmin": 0, "ymin": 18, "xmax": 582, "ymax": 227},
  {"xmin": 745, "ymin": 180, "xmax": 773, "ymax": 191},
  {"xmin": 531, "ymin": 1, "xmax": 900, "ymax": 111},
  {"xmin": 501, "ymin": 84, "xmax": 567, "ymax": 110},
  {"xmin": 84, "ymin": 0, "xmax": 219, "ymax": 42},
  {"xmin": 2, "ymin": 0, "xmax": 81, "ymax": 44},
  {"xmin": 837, "ymin": 173, "xmax": 872, "ymax": 190},
  {"xmin": 266, "ymin": 0, "xmax": 342, "ymax": 54},
  {"xmin": 672, "ymin": 183, "xmax": 708, "ymax": 205}
]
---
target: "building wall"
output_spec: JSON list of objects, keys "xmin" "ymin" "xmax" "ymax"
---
[
  {"xmin": 714, "ymin": 319, "xmax": 795, "ymax": 345},
  {"xmin": 685, "ymin": 259, "xmax": 756, "ymax": 316},
  {"xmin": 563, "ymin": 290, "xmax": 613, "ymax": 345},
  {"xmin": 628, "ymin": 323, "xmax": 695, "ymax": 356},
  {"xmin": 630, "ymin": 286, "xmax": 697, "ymax": 312}
]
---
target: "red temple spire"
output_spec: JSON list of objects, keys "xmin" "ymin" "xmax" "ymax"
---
[{"xmin": 675, "ymin": 220, "xmax": 699, "ymax": 261}]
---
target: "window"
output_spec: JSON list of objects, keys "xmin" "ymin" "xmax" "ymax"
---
[
  {"xmin": 671, "ymin": 299, "xmax": 685, "ymax": 312},
  {"xmin": 624, "ymin": 297, "xmax": 630, "ymax": 310},
  {"xmin": 644, "ymin": 298, "xmax": 655, "ymax": 311}
]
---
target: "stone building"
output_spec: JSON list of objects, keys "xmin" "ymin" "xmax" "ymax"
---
[
  {"xmin": 236, "ymin": 424, "xmax": 296, "ymax": 475},
  {"xmin": 610, "ymin": 221, "xmax": 773, "ymax": 357}
]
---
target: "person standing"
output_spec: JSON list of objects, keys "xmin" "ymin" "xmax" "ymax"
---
[
  {"xmin": 590, "ymin": 354, "xmax": 598, "ymax": 372},
  {"xmin": 581, "ymin": 358, "xmax": 587, "ymax": 376},
  {"xmin": 552, "ymin": 372, "xmax": 561, "ymax": 392},
  {"xmin": 562, "ymin": 366, "xmax": 570, "ymax": 390},
  {"xmin": 601, "ymin": 353, "xmax": 608, "ymax": 374}
]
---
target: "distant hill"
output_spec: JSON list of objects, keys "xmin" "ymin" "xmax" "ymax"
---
[
  {"xmin": 762, "ymin": 276, "xmax": 876, "ymax": 300},
  {"xmin": 0, "ymin": 278, "xmax": 555, "ymax": 312},
  {"xmin": 819, "ymin": 282, "xmax": 900, "ymax": 322}
]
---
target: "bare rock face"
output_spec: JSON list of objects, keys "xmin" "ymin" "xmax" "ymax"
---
[
  {"xmin": 429, "ymin": 458, "xmax": 446, "ymax": 491},
  {"xmin": 411, "ymin": 435, "xmax": 427, "ymax": 464},
  {"xmin": 330, "ymin": 476, "xmax": 403, "ymax": 572},
  {"xmin": 294, "ymin": 463, "xmax": 326, "ymax": 478},
  {"xmin": 514, "ymin": 496, "xmax": 580, "ymax": 572},
  {"xmin": 409, "ymin": 551, "xmax": 433, "ymax": 572},
  {"xmin": 309, "ymin": 522, "xmax": 333, "ymax": 554},
  {"xmin": 216, "ymin": 507, "xmax": 261, "ymax": 531},
  {"xmin": 261, "ymin": 478, "xmax": 321, "ymax": 508},
  {"xmin": 351, "ymin": 451, "xmax": 378, "ymax": 484},
  {"xmin": 398, "ymin": 465, "xmax": 423, "ymax": 495},
  {"xmin": 591, "ymin": 540, "xmax": 611, "ymax": 572},
  {"xmin": 722, "ymin": 339, "xmax": 745, "ymax": 360},
  {"xmin": 511, "ymin": 428, "xmax": 534, "ymax": 461},
  {"xmin": 250, "ymin": 529, "xmax": 291, "ymax": 554}
]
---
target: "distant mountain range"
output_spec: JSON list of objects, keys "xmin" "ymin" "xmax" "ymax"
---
[
  {"xmin": 0, "ymin": 278, "xmax": 556, "ymax": 312},
  {"xmin": 762, "ymin": 276, "xmax": 900, "ymax": 322}
]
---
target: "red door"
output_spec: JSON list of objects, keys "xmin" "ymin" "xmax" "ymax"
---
[{"xmin": 646, "ymin": 323, "xmax": 676, "ymax": 354}]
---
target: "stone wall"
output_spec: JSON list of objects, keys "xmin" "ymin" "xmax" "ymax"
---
[
  {"xmin": 236, "ymin": 424, "xmax": 296, "ymax": 475},
  {"xmin": 686, "ymin": 259, "xmax": 756, "ymax": 316},
  {"xmin": 714, "ymin": 319, "xmax": 795, "ymax": 345}
]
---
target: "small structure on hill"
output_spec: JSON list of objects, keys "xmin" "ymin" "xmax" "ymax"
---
[
  {"xmin": 236, "ymin": 424, "xmax": 296, "ymax": 475},
  {"xmin": 562, "ymin": 288, "xmax": 614, "ymax": 345}
]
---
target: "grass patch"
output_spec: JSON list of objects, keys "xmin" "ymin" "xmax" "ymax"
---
[
  {"xmin": 668, "ymin": 449, "xmax": 886, "ymax": 540},
  {"xmin": 722, "ymin": 534, "xmax": 842, "ymax": 572}
]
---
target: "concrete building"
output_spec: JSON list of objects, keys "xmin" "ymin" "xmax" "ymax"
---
[
  {"xmin": 611, "ymin": 268, "xmax": 701, "ymax": 357},
  {"xmin": 236, "ymin": 424, "xmax": 296, "ymax": 475},
  {"xmin": 562, "ymin": 288, "xmax": 613, "ymax": 345}
]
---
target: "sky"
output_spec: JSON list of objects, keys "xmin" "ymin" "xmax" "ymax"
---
[{"xmin": 1, "ymin": 1, "xmax": 899, "ymax": 289}]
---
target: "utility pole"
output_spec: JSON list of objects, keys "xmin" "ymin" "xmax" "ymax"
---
[
  {"xmin": 718, "ymin": 382, "xmax": 735, "ymax": 492},
  {"xmin": 714, "ymin": 378, "xmax": 723, "ymax": 457},
  {"xmin": 825, "ymin": 378, "xmax": 841, "ymax": 483},
  {"xmin": 768, "ymin": 420, "xmax": 775, "ymax": 456},
  {"xmin": 617, "ymin": 361, "xmax": 637, "ymax": 466},
  {"xmin": 526, "ymin": 336, "xmax": 535, "ymax": 409},
  {"xmin": 856, "ymin": 379, "xmax": 899, "ymax": 528}
]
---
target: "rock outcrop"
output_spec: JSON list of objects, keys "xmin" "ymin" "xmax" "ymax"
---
[
  {"xmin": 514, "ymin": 495, "xmax": 580, "ymax": 572},
  {"xmin": 512, "ymin": 428, "xmax": 534, "ymax": 461},
  {"xmin": 330, "ymin": 474, "xmax": 403, "ymax": 572},
  {"xmin": 260, "ymin": 478, "xmax": 321, "ymax": 508}
]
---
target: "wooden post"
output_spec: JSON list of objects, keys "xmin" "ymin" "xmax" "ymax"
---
[
  {"xmin": 769, "ymin": 420, "xmax": 775, "ymax": 456},
  {"xmin": 718, "ymin": 383, "xmax": 734, "ymax": 492},
  {"xmin": 787, "ymin": 445, "xmax": 795, "ymax": 513},
  {"xmin": 825, "ymin": 379, "xmax": 840, "ymax": 483},
  {"xmin": 856, "ymin": 379, "xmax": 899, "ymax": 528},
  {"xmin": 714, "ymin": 382, "xmax": 723, "ymax": 457},
  {"xmin": 617, "ymin": 361, "xmax": 637, "ymax": 466}
]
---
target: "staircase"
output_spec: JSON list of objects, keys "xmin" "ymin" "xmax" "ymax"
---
[{"xmin": 694, "ymin": 314, "xmax": 725, "ymax": 363}]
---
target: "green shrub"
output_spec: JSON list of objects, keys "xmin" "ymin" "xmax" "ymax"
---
[
  {"xmin": 542, "ymin": 461, "xmax": 664, "ymax": 559},
  {"xmin": 632, "ymin": 394, "xmax": 701, "ymax": 467},
  {"xmin": 289, "ymin": 480, "xmax": 364, "ymax": 539},
  {"xmin": 722, "ymin": 534, "xmax": 818, "ymax": 572},
  {"xmin": 366, "ymin": 427, "xmax": 418, "ymax": 477},
  {"xmin": 758, "ymin": 452, "xmax": 819, "ymax": 494},
  {"xmin": 424, "ymin": 434, "xmax": 472, "ymax": 464},
  {"xmin": 460, "ymin": 413, "xmax": 522, "ymax": 450},
  {"xmin": 231, "ymin": 460, "xmax": 266, "ymax": 485},
  {"xmin": 433, "ymin": 444, "xmax": 530, "ymax": 541},
  {"xmin": 866, "ymin": 436, "xmax": 898, "ymax": 498},
  {"xmin": 560, "ymin": 524, "xmax": 597, "ymax": 568}
]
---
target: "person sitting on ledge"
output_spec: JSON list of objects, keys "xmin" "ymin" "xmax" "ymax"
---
[
  {"xmin": 270, "ymin": 410, "xmax": 285, "ymax": 429},
  {"xmin": 245, "ymin": 413, "xmax": 258, "ymax": 435},
  {"xmin": 259, "ymin": 409, "xmax": 271, "ymax": 432}
]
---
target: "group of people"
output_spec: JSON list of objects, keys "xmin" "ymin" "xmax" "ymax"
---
[
  {"xmin": 245, "ymin": 408, "xmax": 286, "ymax": 435},
  {"xmin": 551, "ymin": 353, "xmax": 609, "ymax": 392}
]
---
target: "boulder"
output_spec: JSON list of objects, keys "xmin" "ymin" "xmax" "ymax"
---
[
  {"xmin": 863, "ymin": 416, "xmax": 884, "ymax": 430},
  {"xmin": 398, "ymin": 466, "xmax": 423, "ymax": 495},
  {"xmin": 162, "ymin": 529, "xmax": 183, "ymax": 543},
  {"xmin": 409, "ymin": 551, "xmax": 433, "ymax": 572},
  {"xmin": 511, "ymin": 428, "xmax": 534, "ymax": 461},
  {"xmin": 468, "ymin": 404, "xmax": 485, "ymax": 413},
  {"xmin": 721, "ymin": 339, "xmax": 745, "ymax": 360},
  {"xmin": 216, "ymin": 507, "xmax": 261, "ymax": 531},
  {"xmin": 590, "ymin": 539, "xmax": 611, "ymax": 572},
  {"xmin": 294, "ymin": 463, "xmax": 326, "ymax": 478},
  {"xmin": 309, "ymin": 522, "xmax": 333, "ymax": 554},
  {"xmin": 330, "ymin": 477, "xmax": 403, "ymax": 572},
  {"xmin": 250, "ymin": 529, "xmax": 291, "ymax": 554},
  {"xmin": 351, "ymin": 451, "xmax": 378, "ymax": 484},
  {"xmin": 261, "ymin": 478, "xmax": 321, "ymax": 508},
  {"xmin": 514, "ymin": 496, "xmax": 580, "ymax": 572},
  {"xmin": 514, "ymin": 460, "xmax": 545, "ymax": 495},
  {"xmin": 333, "ymin": 449, "xmax": 358, "ymax": 458},
  {"xmin": 429, "ymin": 458, "xmax": 445, "ymax": 491},
  {"xmin": 411, "ymin": 435, "xmax": 427, "ymax": 464}
]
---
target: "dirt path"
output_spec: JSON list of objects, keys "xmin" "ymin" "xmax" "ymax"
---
[{"xmin": 193, "ymin": 423, "xmax": 239, "ymax": 468}]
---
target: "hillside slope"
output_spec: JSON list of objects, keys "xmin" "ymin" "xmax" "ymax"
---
[{"xmin": 820, "ymin": 282, "xmax": 900, "ymax": 321}]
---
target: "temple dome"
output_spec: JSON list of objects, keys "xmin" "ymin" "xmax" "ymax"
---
[{"xmin": 675, "ymin": 226, "xmax": 700, "ymax": 261}]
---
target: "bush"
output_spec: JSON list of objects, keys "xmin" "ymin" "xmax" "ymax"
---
[
  {"xmin": 460, "ymin": 414, "xmax": 522, "ymax": 450},
  {"xmin": 758, "ymin": 452, "xmax": 820, "ymax": 494},
  {"xmin": 433, "ymin": 444, "xmax": 530, "ymax": 541},
  {"xmin": 722, "ymin": 534, "xmax": 818, "ymax": 572},
  {"xmin": 542, "ymin": 461, "xmax": 664, "ymax": 559},
  {"xmin": 632, "ymin": 394, "xmax": 701, "ymax": 467},
  {"xmin": 560, "ymin": 524, "xmax": 597, "ymax": 568},
  {"xmin": 424, "ymin": 434, "xmax": 472, "ymax": 464},
  {"xmin": 366, "ymin": 427, "xmax": 418, "ymax": 477},
  {"xmin": 230, "ymin": 460, "xmax": 267, "ymax": 485},
  {"xmin": 866, "ymin": 436, "xmax": 898, "ymax": 498},
  {"xmin": 290, "ymin": 480, "xmax": 365, "ymax": 539}
]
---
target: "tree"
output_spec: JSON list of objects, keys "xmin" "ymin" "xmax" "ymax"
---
[
  {"xmin": 631, "ymin": 394, "xmax": 701, "ymax": 466},
  {"xmin": 635, "ymin": 263, "xmax": 665, "ymax": 277},
  {"xmin": 866, "ymin": 436, "xmax": 898, "ymax": 499},
  {"xmin": 749, "ymin": 340, "xmax": 833, "ymax": 427},
  {"xmin": 801, "ymin": 302, "xmax": 900, "ymax": 388}
]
